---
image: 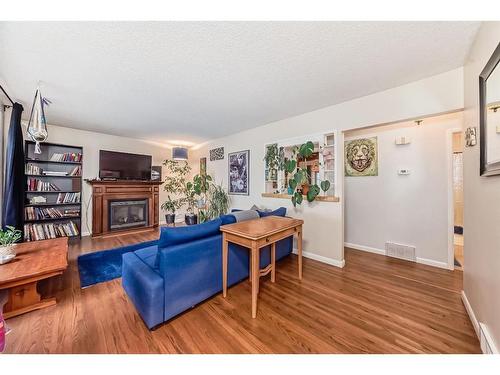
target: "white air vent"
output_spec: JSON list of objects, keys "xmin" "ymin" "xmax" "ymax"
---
[
  {"xmin": 480, "ymin": 323, "xmax": 498, "ymax": 354},
  {"xmin": 385, "ymin": 242, "xmax": 416, "ymax": 262}
]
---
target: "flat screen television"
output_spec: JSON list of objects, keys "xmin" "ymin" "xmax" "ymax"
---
[{"xmin": 99, "ymin": 150, "xmax": 152, "ymax": 180}]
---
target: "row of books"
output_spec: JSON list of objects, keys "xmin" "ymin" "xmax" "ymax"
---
[
  {"xmin": 27, "ymin": 178, "xmax": 60, "ymax": 192},
  {"xmin": 25, "ymin": 206, "xmax": 80, "ymax": 221},
  {"xmin": 25, "ymin": 165, "xmax": 81, "ymax": 177},
  {"xmin": 56, "ymin": 192, "xmax": 81, "ymax": 203},
  {"xmin": 26, "ymin": 163, "xmax": 42, "ymax": 175},
  {"xmin": 24, "ymin": 221, "xmax": 80, "ymax": 241},
  {"xmin": 49, "ymin": 152, "xmax": 82, "ymax": 162}
]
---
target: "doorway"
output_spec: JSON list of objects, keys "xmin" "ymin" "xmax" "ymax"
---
[{"xmin": 452, "ymin": 131, "xmax": 464, "ymax": 270}]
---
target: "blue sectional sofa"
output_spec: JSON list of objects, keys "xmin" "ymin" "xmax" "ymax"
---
[{"xmin": 122, "ymin": 208, "xmax": 292, "ymax": 329}]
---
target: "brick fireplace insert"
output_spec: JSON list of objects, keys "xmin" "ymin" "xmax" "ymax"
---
[{"xmin": 86, "ymin": 180, "xmax": 163, "ymax": 237}]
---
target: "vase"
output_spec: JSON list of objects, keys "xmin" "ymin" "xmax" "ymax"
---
[
  {"xmin": 165, "ymin": 214, "xmax": 176, "ymax": 225},
  {"xmin": 0, "ymin": 244, "xmax": 16, "ymax": 257},
  {"xmin": 185, "ymin": 214, "xmax": 198, "ymax": 226}
]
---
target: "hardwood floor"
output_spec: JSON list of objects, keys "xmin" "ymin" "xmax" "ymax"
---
[{"xmin": 3, "ymin": 230, "xmax": 480, "ymax": 353}]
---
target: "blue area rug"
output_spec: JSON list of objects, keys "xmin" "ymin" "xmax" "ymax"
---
[{"xmin": 77, "ymin": 239, "xmax": 158, "ymax": 288}]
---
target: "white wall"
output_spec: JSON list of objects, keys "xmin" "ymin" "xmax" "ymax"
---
[
  {"xmin": 463, "ymin": 22, "xmax": 500, "ymax": 352},
  {"xmin": 192, "ymin": 68, "xmax": 465, "ymax": 266},
  {"xmin": 345, "ymin": 112, "xmax": 463, "ymax": 268},
  {"xmin": 21, "ymin": 121, "xmax": 171, "ymax": 236}
]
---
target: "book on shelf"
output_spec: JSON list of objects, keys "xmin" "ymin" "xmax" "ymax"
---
[
  {"xmin": 26, "ymin": 163, "xmax": 42, "ymax": 175},
  {"xmin": 56, "ymin": 192, "xmax": 81, "ymax": 204},
  {"xmin": 25, "ymin": 206, "xmax": 80, "ymax": 221},
  {"xmin": 69, "ymin": 165, "xmax": 82, "ymax": 176},
  {"xmin": 49, "ymin": 152, "xmax": 82, "ymax": 162},
  {"xmin": 27, "ymin": 178, "xmax": 61, "ymax": 192},
  {"xmin": 24, "ymin": 220, "xmax": 80, "ymax": 241}
]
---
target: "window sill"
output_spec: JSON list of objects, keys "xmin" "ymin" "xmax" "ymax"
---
[{"xmin": 261, "ymin": 193, "xmax": 340, "ymax": 202}]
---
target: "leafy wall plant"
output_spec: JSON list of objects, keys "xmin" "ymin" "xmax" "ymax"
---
[
  {"xmin": 264, "ymin": 143, "xmax": 285, "ymax": 171},
  {"xmin": 285, "ymin": 141, "xmax": 331, "ymax": 207}
]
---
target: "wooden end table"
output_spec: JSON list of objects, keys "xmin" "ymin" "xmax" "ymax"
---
[
  {"xmin": 0, "ymin": 237, "xmax": 68, "ymax": 319},
  {"xmin": 220, "ymin": 216, "xmax": 304, "ymax": 318}
]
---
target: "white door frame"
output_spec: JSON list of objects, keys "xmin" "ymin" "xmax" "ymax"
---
[{"xmin": 446, "ymin": 128, "xmax": 462, "ymax": 270}]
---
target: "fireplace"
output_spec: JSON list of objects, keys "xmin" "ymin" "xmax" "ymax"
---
[
  {"xmin": 87, "ymin": 180, "xmax": 161, "ymax": 237},
  {"xmin": 109, "ymin": 199, "xmax": 148, "ymax": 231}
]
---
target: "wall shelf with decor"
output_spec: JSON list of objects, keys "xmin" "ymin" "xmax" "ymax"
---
[
  {"xmin": 24, "ymin": 141, "xmax": 83, "ymax": 242},
  {"xmin": 263, "ymin": 131, "xmax": 337, "ymax": 201},
  {"xmin": 261, "ymin": 192, "xmax": 339, "ymax": 202}
]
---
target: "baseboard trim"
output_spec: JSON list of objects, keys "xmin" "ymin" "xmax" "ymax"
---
[
  {"xmin": 345, "ymin": 242, "xmax": 450, "ymax": 270},
  {"xmin": 344, "ymin": 242, "xmax": 385, "ymax": 255},
  {"xmin": 292, "ymin": 249, "xmax": 345, "ymax": 268},
  {"xmin": 416, "ymin": 257, "xmax": 449, "ymax": 270},
  {"xmin": 461, "ymin": 290, "xmax": 480, "ymax": 337},
  {"xmin": 461, "ymin": 290, "xmax": 499, "ymax": 354}
]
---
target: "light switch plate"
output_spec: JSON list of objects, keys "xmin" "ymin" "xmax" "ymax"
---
[{"xmin": 395, "ymin": 136, "xmax": 411, "ymax": 145}]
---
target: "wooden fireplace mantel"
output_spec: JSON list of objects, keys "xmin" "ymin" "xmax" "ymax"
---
[{"xmin": 86, "ymin": 179, "xmax": 163, "ymax": 237}]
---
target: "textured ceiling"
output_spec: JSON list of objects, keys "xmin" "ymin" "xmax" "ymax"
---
[{"xmin": 0, "ymin": 21, "xmax": 480, "ymax": 146}]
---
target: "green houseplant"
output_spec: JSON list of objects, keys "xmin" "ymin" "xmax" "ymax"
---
[
  {"xmin": 0, "ymin": 225, "xmax": 22, "ymax": 259},
  {"xmin": 285, "ymin": 141, "xmax": 331, "ymax": 207},
  {"xmin": 161, "ymin": 159, "xmax": 192, "ymax": 224},
  {"xmin": 186, "ymin": 174, "xmax": 230, "ymax": 224}
]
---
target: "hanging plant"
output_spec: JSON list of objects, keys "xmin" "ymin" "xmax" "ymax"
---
[
  {"xmin": 264, "ymin": 143, "xmax": 285, "ymax": 171},
  {"xmin": 285, "ymin": 141, "xmax": 330, "ymax": 207}
]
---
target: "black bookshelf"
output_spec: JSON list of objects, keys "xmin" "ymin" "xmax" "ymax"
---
[{"xmin": 24, "ymin": 141, "xmax": 83, "ymax": 242}]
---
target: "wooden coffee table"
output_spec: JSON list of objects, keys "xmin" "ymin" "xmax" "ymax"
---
[
  {"xmin": 220, "ymin": 216, "xmax": 304, "ymax": 318},
  {"xmin": 0, "ymin": 237, "xmax": 68, "ymax": 319}
]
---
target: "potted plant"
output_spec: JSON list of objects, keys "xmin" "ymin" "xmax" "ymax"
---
[
  {"xmin": 162, "ymin": 159, "xmax": 191, "ymax": 225},
  {"xmin": 285, "ymin": 141, "xmax": 331, "ymax": 207},
  {"xmin": 160, "ymin": 197, "xmax": 179, "ymax": 225},
  {"xmin": 0, "ymin": 226, "xmax": 22, "ymax": 263},
  {"xmin": 183, "ymin": 180, "xmax": 199, "ymax": 225}
]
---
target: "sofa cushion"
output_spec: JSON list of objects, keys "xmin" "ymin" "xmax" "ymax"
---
[
  {"xmin": 258, "ymin": 207, "xmax": 287, "ymax": 218},
  {"xmin": 158, "ymin": 218, "xmax": 223, "ymax": 248},
  {"xmin": 134, "ymin": 245, "xmax": 160, "ymax": 271},
  {"xmin": 220, "ymin": 214, "xmax": 237, "ymax": 225},
  {"xmin": 231, "ymin": 209, "xmax": 260, "ymax": 222}
]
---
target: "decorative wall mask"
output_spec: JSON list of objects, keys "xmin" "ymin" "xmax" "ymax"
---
[{"xmin": 345, "ymin": 137, "xmax": 378, "ymax": 177}]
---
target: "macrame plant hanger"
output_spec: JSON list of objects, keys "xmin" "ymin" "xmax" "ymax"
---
[{"xmin": 27, "ymin": 84, "xmax": 51, "ymax": 154}]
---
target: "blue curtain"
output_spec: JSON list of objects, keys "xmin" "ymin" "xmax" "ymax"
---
[{"xmin": 2, "ymin": 102, "xmax": 25, "ymax": 234}]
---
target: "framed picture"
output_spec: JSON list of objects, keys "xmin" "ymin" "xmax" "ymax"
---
[
  {"xmin": 228, "ymin": 150, "xmax": 249, "ymax": 195},
  {"xmin": 344, "ymin": 137, "xmax": 378, "ymax": 177},
  {"xmin": 200, "ymin": 157, "xmax": 207, "ymax": 176},
  {"xmin": 151, "ymin": 166, "xmax": 162, "ymax": 181},
  {"xmin": 209, "ymin": 147, "xmax": 224, "ymax": 161}
]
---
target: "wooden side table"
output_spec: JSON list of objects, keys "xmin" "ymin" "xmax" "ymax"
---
[
  {"xmin": 0, "ymin": 237, "xmax": 68, "ymax": 319},
  {"xmin": 220, "ymin": 216, "xmax": 304, "ymax": 318}
]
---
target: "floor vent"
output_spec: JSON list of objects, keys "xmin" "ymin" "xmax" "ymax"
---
[
  {"xmin": 480, "ymin": 323, "xmax": 498, "ymax": 354},
  {"xmin": 385, "ymin": 242, "xmax": 416, "ymax": 262}
]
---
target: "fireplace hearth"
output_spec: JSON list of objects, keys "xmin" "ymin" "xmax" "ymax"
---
[
  {"xmin": 109, "ymin": 199, "xmax": 148, "ymax": 230},
  {"xmin": 86, "ymin": 180, "xmax": 162, "ymax": 237}
]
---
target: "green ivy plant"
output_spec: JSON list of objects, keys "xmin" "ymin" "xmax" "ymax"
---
[
  {"xmin": 0, "ymin": 225, "xmax": 22, "ymax": 247},
  {"xmin": 264, "ymin": 143, "xmax": 285, "ymax": 171},
  {"xmin": 284, "ymin": 141, "xmax": 331, "ymax": 207}
]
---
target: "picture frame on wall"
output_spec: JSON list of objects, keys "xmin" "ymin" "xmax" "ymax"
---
[
  {"xmin": 228, "ymin": 150, "xmax": 249, "ymax": 195},
  {"xmin": 200, "ymin": 157, "xmax": 207, "ymax": 176},
  {"xmin": 151, "ymin": 166, "xmax": 162, "ymax": 181}
]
